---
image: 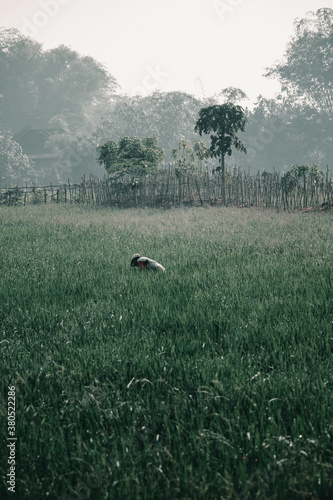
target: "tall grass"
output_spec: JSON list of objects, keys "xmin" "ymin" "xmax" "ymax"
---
[{"xmin": 0, "ymin": 205, "xmax": 332, "ymax": 499}]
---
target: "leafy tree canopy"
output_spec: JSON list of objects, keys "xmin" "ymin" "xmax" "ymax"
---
[
  {"xmin": 286, "ymin": 164, "xmax": 324, "ymax": 180},
  {"xmin": 0, "ymin": 27, "xmax": 119, "ymax": 183},
  {"xmin": 96, "ymin": 137, "xmax": 164, "ymax": 177},
  {"xmin": 195, "ymin": 104, "xmax": 247, "ymax": 162},
  {"xmin": 171, "ymin": 140, "xmax": 195, "ymax": 173},
  {"xmin": 171, "ymin": 139, "xmax": 212, "ymax": 173},
  {"xmin": 195, "ymin": 103, "xmax": 247, "ymax": 203},
  {"xmin": 96, "ymin": 91, "xmax": 204, "ymax": 162},
  {"xmin": 265, "ymin": 8, "xmax": 333, "ymax": 118},
  {"xmin": 214, "ymin": 86, "xmax": 249, "ymax": 105},
  {"xmin": 0, "ymin": 130, "xmax": 36, "ymax": 186},
  {"xmin": 0, "ymin": 28, "xmax": 119, "ymax": 133},
  {"xmin": 282, "ymin": 164, "xmax": 325, "ymax": 194}
]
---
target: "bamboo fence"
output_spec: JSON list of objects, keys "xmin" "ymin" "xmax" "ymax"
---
[{"xmin": 1, "ymin": 168, "xmax": 332, "ymax": 211}]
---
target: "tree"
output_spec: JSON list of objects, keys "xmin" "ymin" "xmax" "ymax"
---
[
  {"xmin": 171, "ymin": 139, "xmax": 213, "ymax": 174},
  {"xmin": 282, "ymin": 164, "xmax": 324, "ymax": 197},
  {"xmin": 193, "ymin": 139, "xmax": 212, "ymax": 171},
  {"xmin": 214, "ymin": 86, "xmax": 249, "ymax": 105},
  {"xmin": 0, "ymin": 28, "xmax": 43, "ymax": 131},
  {"xmin": 290, "ymin": 164, "xmax": 323, "ymax": 179},
  {"xmin": 0, "ymin": 28, "xmax": 119, "ymax": 182},
  {"xmin": 171, "ymin": 140, "xmax": 195, "ymax": 174},
  {"xmin": 39, "ymin": 45, "xmax": 118, "ymax": 128},
  {"xmin": 96, "ymin": 137, "xmax": 164, "ymax": 177},
  {"xmin": 0, "ymin": 29, "xmax": 119, "ymax": 133},
  {"xmin": 96, "ymin": 91, "xmax": 204, "ymax": 163},
  {"xmin": 195, "ymin": 104, "xmax": 247, "ymax": 203},
  {"xmin": 265, "ymin": 8, "xmax": 333, "ymax": 118},
  {"xmin": 0, "ymin": 130, "xmax": 36, "ymax": 186}
]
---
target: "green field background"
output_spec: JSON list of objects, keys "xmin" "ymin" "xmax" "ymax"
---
[{"xmin": 1, "ymin": 205, "xmax": 332, "ymax": 499}]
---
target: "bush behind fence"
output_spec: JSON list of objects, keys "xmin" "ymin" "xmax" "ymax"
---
[{"xmin": 1, "ymin": 168, "xmax": 332, "ymax": 211}]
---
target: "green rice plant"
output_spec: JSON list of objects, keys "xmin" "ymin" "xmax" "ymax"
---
[{"xmin": 0, "ymin": 205, "xmax": 332, "ymax": 499}]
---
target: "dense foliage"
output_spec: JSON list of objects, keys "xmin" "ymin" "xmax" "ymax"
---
[
  {"xmin": 96, "ymin": 137, "xmax": 165, "ymax": 177},
  {"xmin": 0, "ymin": 27, "xmax": 118, "ymax": 184},
  {"xmin": 0, "ymin": 130, "xmax": 35, "ymax": 185},
  {"xmin": 265, "ymin": 8, "xmax": 333, "ymax": 118},
  {"xmin": 0, "ymin": 8, "xmax": 332, "ymax": 185},
  {"xmin": 195, "ymin": 104, "xmax": 247, "ymax": 202}
]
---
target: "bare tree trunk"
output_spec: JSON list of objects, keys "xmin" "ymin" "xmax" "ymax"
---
[
  {"xmin": 221, "ymin": 154, "xmax": 226, "ymax": 205},
  {"xmin": 195, "ymin": 177, "xmax": 203, "ymax": 206}
]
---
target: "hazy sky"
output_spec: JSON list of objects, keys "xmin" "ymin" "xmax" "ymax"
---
[{"xmin": 2, "ymin": 0, "xmax": 331, "ymax": 104}]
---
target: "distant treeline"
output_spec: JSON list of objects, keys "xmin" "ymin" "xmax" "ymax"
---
[
  {"xmin": 1, "ymin": 8, "xmax": 332, "ymax": 186},
  {"xmin": 1, "ymin": 168, "xmax": 332, "ymax": 211}
]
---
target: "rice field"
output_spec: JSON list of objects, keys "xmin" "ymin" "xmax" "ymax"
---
[{"xmin": 0, "ymin": 204, "xmax": 332, "ymax": 500}]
